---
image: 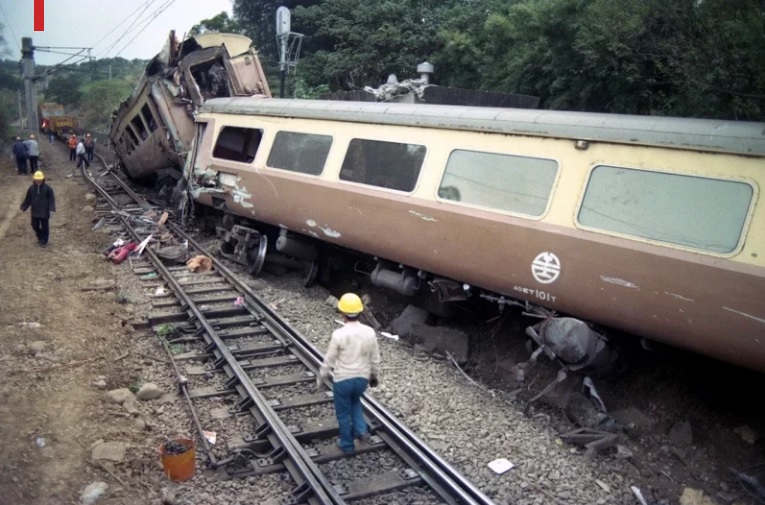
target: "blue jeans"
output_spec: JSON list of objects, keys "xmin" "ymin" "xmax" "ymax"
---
[{"xmin": 332, "ymin": 377, "xmax": 368, "ymax": 453}]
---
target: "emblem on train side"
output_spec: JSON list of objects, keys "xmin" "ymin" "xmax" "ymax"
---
[{"xmin": 531, "ymin": 252, "xmax": 561, "ymax": 284}]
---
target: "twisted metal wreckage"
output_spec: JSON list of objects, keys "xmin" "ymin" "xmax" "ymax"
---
[{"xmin": 109, "ymin": 31, "xmax": 271, "ymax": 182}]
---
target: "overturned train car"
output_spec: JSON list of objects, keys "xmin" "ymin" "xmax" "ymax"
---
[
  {"xmin": 183, "ymin": 98, "xmax": 765, "ymax": 372},
  {"xmin": 109, "ymin": 32, "xmax": 270, "ymax": 181}
]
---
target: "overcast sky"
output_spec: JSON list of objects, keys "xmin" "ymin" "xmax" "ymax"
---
[{"xmin": 2, "ymin": 0, "xmax": 234, "ymax": 66}]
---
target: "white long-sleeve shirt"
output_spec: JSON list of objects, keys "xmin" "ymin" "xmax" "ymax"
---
[
  {"xmin": 76, "ymin": 142, "xmax": 85, "ymax": 155},
  {"xmin": 320, "ymin": 321, "xmax": 380, "ymax": 383}
]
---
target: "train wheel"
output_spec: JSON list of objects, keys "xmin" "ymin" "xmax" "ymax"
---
[{"xmin": 247, "ymin": 235, "xmax": 268, "ymax": 275}]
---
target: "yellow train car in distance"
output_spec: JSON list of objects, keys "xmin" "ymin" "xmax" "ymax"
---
[{"xmin": 185, "ymin": 98, "xmax": 765, "ymax": 371}]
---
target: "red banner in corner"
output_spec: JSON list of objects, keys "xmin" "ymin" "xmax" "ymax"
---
[{"xmin": 34, "ymin": 0, "xmax": 44, "ymax": 31}]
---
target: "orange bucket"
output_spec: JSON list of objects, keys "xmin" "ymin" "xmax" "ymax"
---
[{"xmin": 159, "ymin": 438, "xmax": 196, "ymax": 481}]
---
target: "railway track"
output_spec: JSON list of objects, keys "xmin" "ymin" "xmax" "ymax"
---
[{"xmin": 83, "ymin": 157, "xmax": 496, "ymax": 505}]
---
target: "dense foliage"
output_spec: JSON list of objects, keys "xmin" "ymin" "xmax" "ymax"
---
[{"xmin": 232, "ymin": 0, "xmax": 765, "ymax": 120}]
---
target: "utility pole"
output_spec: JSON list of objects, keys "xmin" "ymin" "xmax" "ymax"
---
[
  {"xmin": 21, "ymin": 37, "xmax": 39, "ymax": 133},
  {"xmin": 18, "ymin": 90, "xmax": 24, "ymax": 129},
  {"xmin": 276, "ymin": 7, "xmax": 290, "ymax": 98}
]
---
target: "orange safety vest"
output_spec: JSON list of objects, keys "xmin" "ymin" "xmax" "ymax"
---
[{"xmin": 68, "ymin": 137, "xmax": 77, "ymax": 149}]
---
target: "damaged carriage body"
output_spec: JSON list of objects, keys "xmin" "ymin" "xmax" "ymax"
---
[
  {"xmin": 183, "ymin": 98, "xmax": 765, "ymax": 372},
  {"xmin": 109, "ymin": 32, "xmax": 270, "ymax": 181}
]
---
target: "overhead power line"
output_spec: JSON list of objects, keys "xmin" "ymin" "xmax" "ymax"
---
[
  {"xmin": 98, "ymin": 0, "xmax": 158, "ymax": 59},
  {"xmin": 0, "ymin": 2, "xmax": 21, "ymax": 54},
  {"xmin": 113, "ymin": 0, "xmax": 179, "ymax": 59}
]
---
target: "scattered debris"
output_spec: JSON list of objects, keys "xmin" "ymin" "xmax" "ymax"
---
[
  {"xmin": 203, "ymin": 431, "xmax": 217, "ymax": 445},
  {"xmin": 80, "ymin": 279, "xmax": 117, "ymax": 291},
  {"xmin": 733, "ymin": 425, "xmax": 759, "ymax": 445},
  {"xmin": 163, "ymin": 439, "xmax": 190, "ymax": 455},
  {"xmin": 92, "ymin": 379, "xmax": 107, "ymax": 390},
  {"xmin": 615, "ymin": 444, "xmax": 634, "ymax": 460},
  {"xmin": 234, "ymin": 296, "xmax": 244, "ymax": 307},
  {"xmin": 158, "ymin": 211, "xmax": 169, "ymax": 227},
  {"xmin": 560, "ymin": 427, "xmax": 620, "ymax": 460},
  {"xmin": 487, "ymin": 458, "xmax": 514, "ymax": 475},
  {"xmin": 610, "ymin": 407, "xmax": 654, "ymax": 432},
  {"xmin": 136, "ymin": 383, "xmax": 163, "ymax": 401},
  {"xmin": 154, "ymin": 286, "xmax": 166, "ymax": 297},
  {"xmin": 631, "ymin": 486, "xmax": 648, "ymax": 505},
  {"xmin": 582, "ymin": 377, "xmax": 607, "ymax": 412},
  {"xmin": 679, "ymin": 487, "xmax": 720, "ymax": 505},
  {"xmin": 447, "ymin": 352, "xmax": 489, "ymax": 393},
  {"xmin": 28, "ymin": 340, "xmax": 47, "ymax": 354},
  {"xmin": 379, "ymin": 331, "xmax": 400, "ymax": 341},
  {"xmin": 34, "ymin": 436, "xmax": 46, "ymax": 448},
  {"xmin": 20, "ymin": 321, "xmax": 42, "ymax": 329},
  {"xmin": 595, "ymin": 479, "xmax": 611, "ymax": 492},
  {"xmin": 105, "ymin": 388, "xmax": 136, "ymax": 405},
  {"xmin": 91, "ymin": 441, "xmax": 127, "ymax": 462},
  {"xmin": 80, "ymin": 481, "xmax": 108, "ymax": 505},
  {"xmin": 730, "ymin": 468, "xmax": 765, "ymax": 503},
  {"xmin": 186, "ymin": 255, "xmax": 212, "ymax": 273},
  {"xmin": 390, "ymin": 305, "xmax": 429, "ymax": 338},
  {"xmin": 669, "ymin": 420, "xmax": 693, "ymax": 446},
  {"xmin": 409, "ymin": 324, "xmax": 469, "ymax": 364}
]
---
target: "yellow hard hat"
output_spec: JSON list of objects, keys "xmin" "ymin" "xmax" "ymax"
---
[
  {"xmin": 33, "ymin": 171, "xmax": 44, "ymax": 181},
  {"xmin": 337, "ymin": 293, "xmax": 363, "ymax": 315}
]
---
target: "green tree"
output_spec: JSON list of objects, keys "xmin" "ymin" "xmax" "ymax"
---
[
  {"xmin": 190, "ymin": 11, "xmax": 242, "ymax": 36},
  {"xmin": 45, "ymin": 74, "xmax": 85, "ymax": 106},
  {"xmin": 79, "ymin": 79, "xmax": 133, "ymax": 130},
  {"xmin": 294, "ymin": 0, "xmax": 453, "ymax": 90}
]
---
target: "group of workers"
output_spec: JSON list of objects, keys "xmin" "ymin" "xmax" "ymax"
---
[
  {"xmin": 12, "ymin": 132, "xmax": 96, "ymax": 176},
  {"xmin": 67, "ymin": 133, "xmax": 95, "ymax": 168}
]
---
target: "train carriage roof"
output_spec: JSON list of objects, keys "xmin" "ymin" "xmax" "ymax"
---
[{"xmin": 200, "ymin": 97, "xmax": 765, "ymax": 157}]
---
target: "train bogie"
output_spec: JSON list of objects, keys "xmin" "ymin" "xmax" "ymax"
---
[{"xmin": 184, "ymin": 98, "xmax": 765, "ymax": 371}]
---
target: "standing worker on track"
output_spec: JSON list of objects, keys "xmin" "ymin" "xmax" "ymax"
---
[
  {"xmin": 19, "ymin": 171, "xmax": 56, "ymax": 248},
  {"xmin": 84, "ymin": 133, "xmax": 95, "ymax": 162},
  {"xmin": 76, "ymin": 137, "xmax": 90, "ymax": 169},
  {"xmin": 318, "ymin": 293, "xmax": 381, "ymax": 454},
  {"xmin": 12, "ymin": 137, "xmax": 28, "ymax": 175},
  {"xmin": 67, "ymin": 134, "xmax": 77, "ymax": 161},
  {"xmin": 25, "ymin": 134, "xmax": 40, "ymax": 172}
]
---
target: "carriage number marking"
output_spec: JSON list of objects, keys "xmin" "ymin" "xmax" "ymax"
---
[{"xmin": 513, "ymin": 285, "xmax": 557, "ymax": 303}]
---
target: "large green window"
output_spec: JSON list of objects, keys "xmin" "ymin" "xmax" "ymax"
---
[
  {"xmin": 438, "ymin": 150, "xmax": 558, "ymax": 217},
  {"xmin": 578, "ymin": 165, "xmax": 753, "ymax": 253}
]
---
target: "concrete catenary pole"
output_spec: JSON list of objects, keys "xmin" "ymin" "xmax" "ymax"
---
[{"xmin": 21, "ymin": 37, "xmax": 39, "ymax": 133}]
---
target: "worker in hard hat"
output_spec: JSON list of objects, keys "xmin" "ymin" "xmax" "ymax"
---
[
  {"xmin": 318, "ymin": 293, "xmax": 381, "ymax": 454},
  {"xmin": 12, "ymin": 136, "xmax": 28, "ymax": 175},
  {"xmin": 19, "ymin": 171, "xmax": 56, "ymax": 247},
  {"xmin": 84, "ymin": 133, "xmax": 95, "ymax": 162},
  {"xmin": 67, "ymin": 134, "xmax": 77, "ymax": 161},
  {"xmin": 25, "ymin": 134, "xmax": 40, "ymax": 172}
]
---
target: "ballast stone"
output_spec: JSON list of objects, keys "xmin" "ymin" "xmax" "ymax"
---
[
  {"xmin": 136, "ymin": 383, "xmax": 163, "ymax": 400},
  {"xmin": 105, "ymin": 388, "xmax": 135, "ymax": 405}
]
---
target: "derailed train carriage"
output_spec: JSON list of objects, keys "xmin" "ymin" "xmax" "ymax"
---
[
  {"xmin": 179, "ymin": 97, "xmax": 765, "ymax": 372},
  {"xmin": 109, "ymin": 32, "xmax": 270, "ymax": 182}
]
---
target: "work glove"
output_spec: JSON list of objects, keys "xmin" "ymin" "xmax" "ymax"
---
[{"xmin": 369, "ymin": 374, "xmax": 379, "ymax": 388}]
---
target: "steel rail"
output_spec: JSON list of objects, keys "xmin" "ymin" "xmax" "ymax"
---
[
  {"xmin": 172, "ymin": 225, "xmax": 496, "ymax": 505},
  {"xmin": 83, "ymin": 168, "xmax": 343, "ymax": 505}
]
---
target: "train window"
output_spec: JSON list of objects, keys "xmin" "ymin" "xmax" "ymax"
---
[
  {"xmin": 213, "ymin": 126, "xmax": 263, "ymax": 164},
  {"xmin": 340, "ymin": 139, "xmax": 425, "ymax": 192},
  {"xmin": 130, "ymin": 115, "xmax": 148, "ymax": 141},
  {"xmin": 125, "ymin": 126, "xmax": 140, "ymax": 150},
  {"xmin": 438, "ymin": 150, "xmax": 558, "ymax": 217},
  {"xmin": 267, "ymin": 131, "xmax": 332, "ymax": 176},
  {"xmin": 141, "ymin": 104, "xmax": 157, "ymax": 132},
  {"xmin": 579, "ymin": 166, "xmax": 753, "ymax": 253}
]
